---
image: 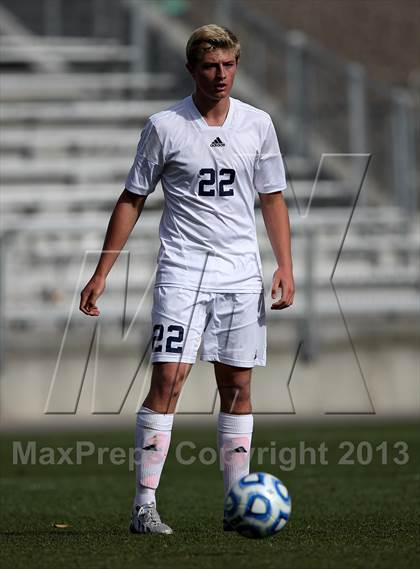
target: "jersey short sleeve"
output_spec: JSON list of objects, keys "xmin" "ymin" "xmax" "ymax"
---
[
  {"xmin": 253, "ymin": 119, "xmax": 287, "ymax": 194},
  {"xmin": 124, "ymin": 119, "xmax": 164, "ymax": 196}
]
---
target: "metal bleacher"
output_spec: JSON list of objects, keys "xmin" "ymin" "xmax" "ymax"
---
[{"xmin": 0, "ymin": 1, "xmax": 419, "ymax": 367}]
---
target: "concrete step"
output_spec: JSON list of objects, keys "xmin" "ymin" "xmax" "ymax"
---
[
  {"xmin": 0, "ymin": 72, "xmax": 175, "ymax": 101},
  {"xmin": 0, "ymin": 99, "xmax": 177, "ymax": 124}
]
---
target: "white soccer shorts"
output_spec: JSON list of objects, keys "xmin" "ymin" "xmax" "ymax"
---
[{"xmin": 150, "ymin": 286, "xmax": 267, "ymax": 367}]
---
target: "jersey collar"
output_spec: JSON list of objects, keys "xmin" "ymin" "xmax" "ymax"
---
[{"xmin": 188, "ymin": 94, "xmax": 234, "ymax": 130}]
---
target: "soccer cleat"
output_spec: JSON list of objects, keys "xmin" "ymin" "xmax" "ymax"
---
[{"xmin": 130, "ymin": 502, "xmax": 173, "ymax": 535}]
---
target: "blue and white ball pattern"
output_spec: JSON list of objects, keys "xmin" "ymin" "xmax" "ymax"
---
[{"xmin": 224, "ymin": 472, "xmax": 292, "ymax": 539}]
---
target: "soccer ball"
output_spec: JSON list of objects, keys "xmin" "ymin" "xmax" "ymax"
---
[{"xmin": 224, "ymin": 472, "xmax": 291, "ymax": 539}]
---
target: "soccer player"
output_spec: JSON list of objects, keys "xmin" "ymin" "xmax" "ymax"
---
[{"xmin": 80, "ymin": 24, "xmax": 294, "ymax": 534}]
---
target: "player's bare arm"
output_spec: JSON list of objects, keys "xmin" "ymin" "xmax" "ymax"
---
[
  {"xmin": 259, "ymin": 191, "xmax": 295, "ymax": 310},
  {"xmin": 79, "ymin": 189, "xmax": 147, "ymax": 316}
]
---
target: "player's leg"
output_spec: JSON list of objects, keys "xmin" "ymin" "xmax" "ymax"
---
[
  {"xmin": 215, "ymin": 362, "xmax": 254, "ymax": 496},
  {"xmin": 131, "ymin": 286, "xmax": 206, "ymax": 534},
  {"xmin": 143, "ymin": 361, "xmax": 193, "ymax": 414},
  {"xmin": 215, "ymin": 362, "xmax": 253, "ymax": 414},
  {"xmin": 131, "ymin": 362, "xmax": 192, "ymax": 535},
  {"xmin": 134, "ymin": 361, "xmax": 192, "ymax": 509},
  {"xmin": 200, "ymin": 290, "xmax": 266, "ymax": 529}
]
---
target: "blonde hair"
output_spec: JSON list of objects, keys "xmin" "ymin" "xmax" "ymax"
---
[{"xmin": 186, "ymin": 24, "xmax": 240, "ymax": 68}]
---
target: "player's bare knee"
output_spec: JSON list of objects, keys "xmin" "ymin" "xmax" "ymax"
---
[
  {"xmin": 151, "ymin": 363, "xmax": 188, "ymax": 400},
  {"xmin": 220, "ymin": 384, "xmax": 251, "ymax": 411},
  {"xmin": 154, "ymin": 377, "xmax": 184, "ymax": 401}
]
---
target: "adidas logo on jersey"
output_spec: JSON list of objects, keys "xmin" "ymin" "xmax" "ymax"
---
[{"xmin": 210, "ymin": 137, "xmax": 225, "ymax": 147}]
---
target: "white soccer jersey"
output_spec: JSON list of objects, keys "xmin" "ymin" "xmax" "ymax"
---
[{"xmin": 124, "ymin": 94, "xmax": 287, "ymax": 292}]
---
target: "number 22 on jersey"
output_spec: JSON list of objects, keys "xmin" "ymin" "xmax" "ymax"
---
[{"xmin": 198, "ymin": 168, "xmax": 236, "ymax": 196}]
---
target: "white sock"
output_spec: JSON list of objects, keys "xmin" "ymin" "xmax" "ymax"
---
[
  {"xmin": 218, "ymin": 412, "xmax": 253, "ymax": 496},
  {"xmin": 133, "ymin": 406, "xmax": 174, "ymax": 510}
]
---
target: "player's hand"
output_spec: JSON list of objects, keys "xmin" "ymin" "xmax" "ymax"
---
[
  {"xmin": 79, "ymin": 274, "xmax": 106, "ymax": 316},
  {"xmin": 270, "ymin": 267, "xmax": 294, "ymax": 310}
]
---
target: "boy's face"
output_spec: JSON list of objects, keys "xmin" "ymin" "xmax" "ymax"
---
[{"xmin": 187, "ymin": 48, "xmax": 238, "ymax": 101}]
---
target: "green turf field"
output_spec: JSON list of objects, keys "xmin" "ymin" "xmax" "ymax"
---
[{"xmin": 1, "ymin": 421, "xmax": 419, "ymax": 569}]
